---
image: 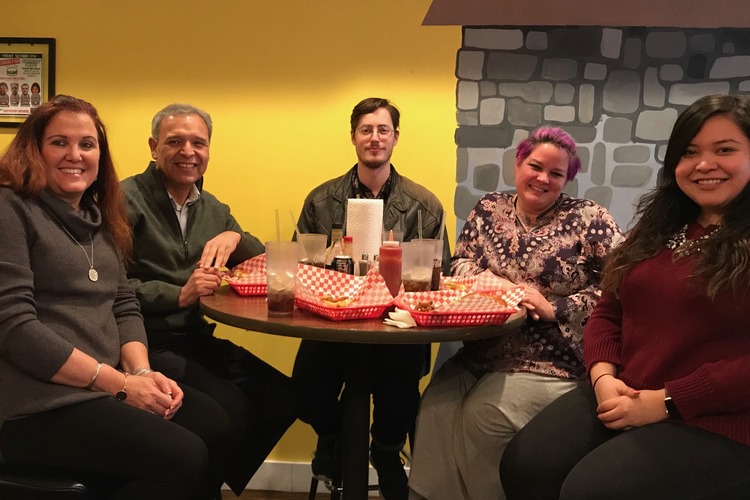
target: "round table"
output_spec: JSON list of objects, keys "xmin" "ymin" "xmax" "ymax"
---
[{"xmin": 200, "ymin": 286, "xmax": 526, "ymax": 499}]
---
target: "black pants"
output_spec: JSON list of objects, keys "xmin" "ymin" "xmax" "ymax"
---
[
  {"xmin": 500, "ymin": 385, "xmax": 750, "ymax": 500},
  {"xmin": 293, "ymin": 339, "xmax": 425, "ymax": 449},
  {"xmin": 148, "ymin": 325, "xmax": 298, "ymax": 493},
  {"xmin": 0, "ymin": 386, "xmax": 231, "ymax": 500}
]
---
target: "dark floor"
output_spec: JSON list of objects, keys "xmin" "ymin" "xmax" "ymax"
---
[{"xmin": 223, "ymin": 490, "xmax": 331, "ymax": 499}]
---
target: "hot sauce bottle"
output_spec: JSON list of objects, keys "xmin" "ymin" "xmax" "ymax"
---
[{"xmin": 379, "ymin": 232, "xmax": 402, "ymax": 297}]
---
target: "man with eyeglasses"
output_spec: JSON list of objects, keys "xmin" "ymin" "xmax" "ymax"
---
[{"xmin": 294, "ymin": 97, "xmax": 450, "ymax": 500}]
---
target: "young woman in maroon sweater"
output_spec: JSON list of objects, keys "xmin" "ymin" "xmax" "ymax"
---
[{"xmin": 501, "ymin": 93, "xmax": 750, "ymax": 500}]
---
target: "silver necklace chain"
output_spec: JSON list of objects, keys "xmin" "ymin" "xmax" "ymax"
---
[
  {"xmin": 665, "ymin": 224, "xmax": 720, "ymax": 259},
  {"xmin": 59, "ymin": 224, "xmax": 98, "ymax": 282}
]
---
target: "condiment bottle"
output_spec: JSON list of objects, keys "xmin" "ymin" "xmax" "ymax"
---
[
  {"xmin": 342, "ymin": 235, "xmax": 354, "ymax": 258},
  {"xmin": 359, "ymin": 252, "xmax": 370, "ymax": 276},
  {"xmin": 379, "ymin": 239, "xmax": 402, "ymax": 297},
  {"xmin": 325, "ymin": 223, "xmax": 344, "ymax": 265}
]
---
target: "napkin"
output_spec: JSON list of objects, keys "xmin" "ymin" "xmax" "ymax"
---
[
  {"xmin": 384, "ymin": 308, "xmax": 417, "ymax": 329},
  {"xmin": 346, "ymin": 198, "xmax": 383, "ymax": 264}
]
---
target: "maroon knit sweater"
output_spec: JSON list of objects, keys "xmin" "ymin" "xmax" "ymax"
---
[{"xmin": 584, "ymin": 224, "xmax": 750, "ymax": 446}]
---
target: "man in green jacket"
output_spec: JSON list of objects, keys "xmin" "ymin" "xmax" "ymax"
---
[
  {"xmin": 122, "ymin": 103, "xmax": 297, "ymax": 494},
  {"xmin": 294, "ymin": 97, "xmax": 450, "ymax": 500}
]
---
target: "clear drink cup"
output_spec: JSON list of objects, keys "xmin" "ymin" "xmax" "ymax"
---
[
  {"xmin": 265, "ymin": 241, "xmax": 299, "ymax": 316},
  {"xmin": 401, "ymin": 240, "xmax": 435, "ymax": 292}
]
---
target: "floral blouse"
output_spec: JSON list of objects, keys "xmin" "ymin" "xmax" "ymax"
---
[{"xmin": 451, "ymin": 192, "xmax": 623, "ymax": 379}]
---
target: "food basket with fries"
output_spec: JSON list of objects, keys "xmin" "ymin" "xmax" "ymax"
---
[
  {"xmin": 224, "ymin": 254, "xmax": 268, "ymax": 296},
  {"xmin": 295, "ymin": 265, "xmax": 394, "ymax": 321}
]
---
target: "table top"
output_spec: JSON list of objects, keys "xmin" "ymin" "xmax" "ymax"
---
[{"xmin": 200, "ymin": 285, "xmax": 527, "ymax": 344}]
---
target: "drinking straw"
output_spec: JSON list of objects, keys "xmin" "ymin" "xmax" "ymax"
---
[
  {"xmin": 275, "ymin": 208, "xmax": 281, "ymax": 241},
  {"xmin": 418, "ymin": 210, "xmax": 423, "ymax": 240},
  {"xmin": 438, "ymin": 210, "xmax": 446, "ymax": 242},
  {"xmin": 289, "ymin": 209, "xmax": 302, "ymax": 240}
]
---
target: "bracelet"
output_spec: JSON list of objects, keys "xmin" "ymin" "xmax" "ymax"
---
[
  {"xmin": 591, "ymin": 372, "xmax": 613, "ymax": 390},
  {"xmin": 131, "ymin": 367, "xmax": 153, "ymax": 376},
  {"xmin": 86, "ymin": 362, "xmax": 102, "ymax": 390}
]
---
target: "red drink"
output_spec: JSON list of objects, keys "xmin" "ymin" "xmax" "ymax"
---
[{"xmin": 379, "ymin": 241, "xmax": 402, "ymax": 297}]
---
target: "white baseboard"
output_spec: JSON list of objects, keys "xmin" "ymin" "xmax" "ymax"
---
[{"xmin": 225, "ymin": 460, "xmax": 408, "ymax": 496}]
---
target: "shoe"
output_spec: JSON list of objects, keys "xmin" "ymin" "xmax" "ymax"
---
[
  {"xmin": 311, "ymin": 434, "xmax": 336, "ymax": 483},
  {"xmin": 370, "ymin": 444, "xmax": 408, "ymax": 500}
]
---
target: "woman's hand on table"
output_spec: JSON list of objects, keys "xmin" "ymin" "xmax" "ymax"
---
[
  {"xmin": 518, "ymin": 285, "xmax": 555, "ymax": 322},
  {"xmin": 125, "ymin": 371, "xmax": 184, "ymax": 420}
]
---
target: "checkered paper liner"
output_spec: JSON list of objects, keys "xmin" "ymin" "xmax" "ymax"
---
[
  {"xmin": 294, "ymin": 265, "xmax": 394, "ymax": 321},
  {"xmin": 394, "ymin": 286, "xmax": 525, "ymax": 327},
  {"xmin": 224, "ymin": 254, "xmax": 267, "ymax": 296}
]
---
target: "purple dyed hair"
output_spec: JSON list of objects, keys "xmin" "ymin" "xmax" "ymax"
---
[{"xmin": 514, "ymin": 126, "xmax": 581, "ymax": 182}]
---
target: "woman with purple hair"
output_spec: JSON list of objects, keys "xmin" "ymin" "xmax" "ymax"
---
[{"xmin": 408, "ymin": 126, "xmax": 623, "ymax": 500}]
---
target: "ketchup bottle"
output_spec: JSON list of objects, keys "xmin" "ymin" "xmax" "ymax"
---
[{"xmin": 379, "ymin": 234, "xmax": 402, "ymax": 297}]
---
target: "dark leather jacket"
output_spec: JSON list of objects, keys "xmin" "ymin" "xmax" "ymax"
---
[{"xmin": 296, "ymin": 165, "xmax": 452, "ymax": 272}]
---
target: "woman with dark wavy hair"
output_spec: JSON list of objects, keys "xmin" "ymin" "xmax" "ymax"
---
[
  {"xmin": 0, "ymin": 95, "xmax": 234, "ymax": 499},
  {"xmin": 501, "ymin": 94, "xmax": 750, "ymax": 499}
]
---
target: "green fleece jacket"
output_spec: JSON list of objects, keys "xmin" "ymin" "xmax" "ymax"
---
[{"xmin": 121, "ymin": 162, "xmax": 263, "ymax": 333}]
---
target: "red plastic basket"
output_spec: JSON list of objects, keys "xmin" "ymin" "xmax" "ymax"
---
[
  {"xmin": 228, "ymin": 282, "xmax": 267, "ymax": 296},
  {"xmin": 408, "ymin": 309, "xmax": 513, "ymax": 327},
  {"xmin": 295, "ymin": 298, "xmax": 390, "ymax": 321}
]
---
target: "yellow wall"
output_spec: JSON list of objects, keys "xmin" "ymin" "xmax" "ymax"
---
[{"xmin": 1, "ymin": 1, "xmax": 460, "ymax": 462}]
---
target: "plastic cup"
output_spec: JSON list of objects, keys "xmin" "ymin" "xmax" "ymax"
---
[
  {"xmin": 297, "ymin": 233, "xmax": 327, "ymax": 268},
  {"xmin": 401, "ymin": 240, "xmax": 435, "ymax": 292},
  {"xmin": 265, "ymin": 241, "xmax": 299, "ymax": 316},
  {"xmin": 420, "ymin": 238, "xmax": 445, "ymax": 290},
  {"xmin": 382, "ymin": 230, "xmax": 404, "ymax": 244}
]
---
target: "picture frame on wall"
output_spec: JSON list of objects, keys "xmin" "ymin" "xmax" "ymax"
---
[{"xmin": 0, "ymin": 37, "xmax": 56, "ymax": 128}]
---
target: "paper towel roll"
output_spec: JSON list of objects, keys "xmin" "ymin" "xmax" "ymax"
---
[{"xmin": 346, "ymin": 198, "xmax": 383, "ymax": 267}]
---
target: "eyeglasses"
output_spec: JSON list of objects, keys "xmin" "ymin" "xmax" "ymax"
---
[{"xmin": 356, "ymin": 125, "xmax": 394, "ymax": 139}]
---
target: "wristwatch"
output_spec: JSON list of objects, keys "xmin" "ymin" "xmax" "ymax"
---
[
  {"xmin": 115, "ymin": 373, "xmax": 128, "ymax": 401},
  {"xmin": 664, "ymin": 387, "xmax": 681, "ymax": 420}
]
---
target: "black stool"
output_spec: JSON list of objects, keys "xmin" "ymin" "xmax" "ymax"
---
[{"xmin": 0, "ymin": 465, "xmax": 102, "ymax": 499}]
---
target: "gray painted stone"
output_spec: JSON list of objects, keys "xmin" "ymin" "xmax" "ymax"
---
[
  {"xmin": 603, "ymin": 71, "xmax": 641, "ymax": 114},
  {"xmin": 603, "ymin": 117, "xmax": 633, "ymax": 143},
  {"xmin": 473, "ymin": 163, "xmax": 501, "ymax": 192},
  {"xmin": 541, "ymin": 58, "xmax": 578, "ymax": 81},
  {"xmin": 526, "ymin": 31, "xmax": 548, "ymax": 51},
  {"xmin": 480, "ymin": 98, "xmax": 506, "ymax": 125},
  {"xmin": 455, "ymin": 126, "xmax": 514, "ymax": 148},
  {"xmin": 584, "ymin": 63, "xmax": 608, "ymax": 81},
  {"xmin": 660, "ymin": 64, "xmax": 684, "ymax": 82},
  {"xmin": 577, "ymin": 146, "xmax": 590, "ymax": 174},
  {"xmin": 458, "ymin": 81, "xmax": 479, "ymax": 110},
  {"xmin": 480, "ymin": 81, "xmax": 498, "ymax": 97},
  {"xmin": 579, "ymin": 84, "xmax": 595, "ymax": 123},
  {"xmin": 689, "ymin": 34, "xmax": 715, "ymax": 53},
  {"xmin": 498, "ymin": 82, "xmax": 554, "ymax": 103},
  {"xmin": 503, "ymin": 148, "xmax": 517, "ymax": 186},
  {"xmin": 601, "ymin": 28, "xmax": 622, "ymax": 59},
  {"xmin": 657, "ymin": 144, "xmax": 668, "ymax": 163},
  {"xmin": 487, "ymin": 53, "xmax": 538, "ymax": 81},
  {"xmin": 645, "ymin": 31, "xmax": 687, "ymax": 58},
  {"xmin": 614, "ymin": 145, "xmax": 651, "ymax": 163},
  {"xmin": 465, "ymin": 29, "xmax": 523, "ymax": 50},
  {"xmin": 612, "ymin": 165, "xmax": 653, "ymax": 187},
  {"xmin": 669, "ymin": 82, "xmax": 731, "ymax": 105},
  {"xmin": 563, "ymin": 178, "xmax": 579, "ymax": 198},
  {"xmin": 564, "ymin": 126, "xmax": 598, "ymax": 144},
  {"xmin": 591, "ymin": 142, "xmax": 607, "ymax": 186},
  {"xmin": 457, "ymin": 51, "xmax": 485, "ymax": 80},
  {"xmin": 554, "ymin": 83, "xmax": 575, "ymax": 104},
  {"xmin": 457, "ymin": 148, "xmax": 469, "ymax": 182},
  {"xmin": 457, "ymin": 110, "xmax": 479, "ymax": 126},
  {"xmin": 623, "ymin": 38, "xmax": 642, "ymax": 69},
  {"xmin": 584, "ymin": 186, "xmax": 614, "ymax": 209},
  {"xmin": 547, "ymin": 29, "xmax": 601, "ymax": 58},
  {"xmin": 740, "ymin": 80, "xmax": 750, "ymax": 91},
  {"xmin": 710, "ymin": 56, "xmax": 750, "ymax": 79},
  {"xmin": 507, "ymin": 99, "xmax": 542, "ymax": 127},
  {"xmin": 643, "ymin": 67, "xmax": 665, "ymax": 107},
  {"xmin": 544, "ymin": 105, "xmax": 576, "ymax": 122},
  {"xmin": 723, "ymin": 43, "xmax": 736, "ymax": 55},
  {"xmin": 454, "ymin": 185, "xmax": 483, "ymax": 220},
  {"xmin": 635, "ymin": 108, "xmax": 679, "ymax": 141}
]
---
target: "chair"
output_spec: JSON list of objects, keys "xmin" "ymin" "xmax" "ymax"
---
[{"xmin": 0, "ymin": 464, "xmax": 98, "ymax": 499}]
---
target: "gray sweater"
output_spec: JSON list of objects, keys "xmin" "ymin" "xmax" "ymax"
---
[{"xmin": 0, "ymin": 188, "xmax": 146, "ymax": 423}]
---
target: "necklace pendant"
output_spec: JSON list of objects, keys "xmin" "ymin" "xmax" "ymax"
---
[{"xmin": 88, "ymin": 268, "xmax": 99, "ymax": 282}]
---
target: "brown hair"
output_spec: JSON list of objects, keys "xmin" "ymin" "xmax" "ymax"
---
[{"xmin": 0, "ymin": 95, "xmax": 132, "ymax": 260}]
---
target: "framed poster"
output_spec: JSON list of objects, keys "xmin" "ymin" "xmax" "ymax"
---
[{"xmin": 0, "ymin": 37, "xmax": 56, "ymax": 127}]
